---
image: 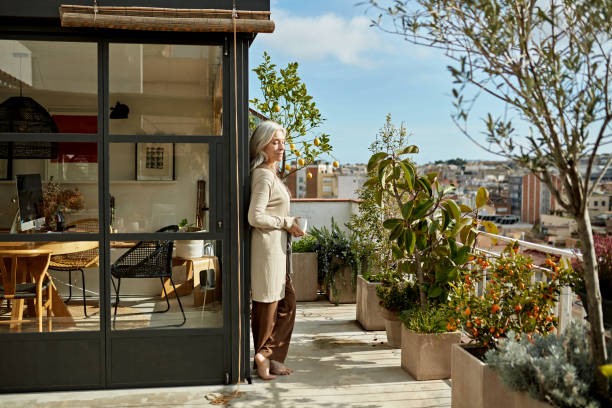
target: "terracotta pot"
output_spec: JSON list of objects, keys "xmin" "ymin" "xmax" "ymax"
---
[
  {"xmin": 401, "ymin": 327, "xmax": 461, "ymax": 380},
  {"xmin": 356, "ymin": 276, "xmax": 385, "ymax": 330}
]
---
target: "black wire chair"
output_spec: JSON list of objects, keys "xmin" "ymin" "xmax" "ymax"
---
[{"xmin": 110, "ymin": 225, "xmax": 185, "ymax": 326}]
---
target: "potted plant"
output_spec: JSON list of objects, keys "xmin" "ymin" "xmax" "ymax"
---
[
  {"xmin": 291, "ymin": 234, "xmax": 319, "ymax": 301},
  {"xmin": 175, "ymin": 218, "xmax": 205, "ymax": 258},
  {"xmin": 485, "ymin": 322, "xmax": 604, "ymax": 408},
  {"xmin": 348, "ymin": 115, "xmax": 409, "ymax": 330},
  {"xmin": 366, "ymin": 135, "xmax": 484, "ymax": 351},
  {"xmin": 447, "ymin": 243, "xmax": 576, "ymax": 408},
  {"xmin": 376, "ymin": 275, "xmax": 419, "ymax": 347},
  {"xmin": 399, "ymin": 305, "xmax": 461, "ymax": 380},
  {"xmin": 309, "ymin": 219, "xmax": 361, "ymax": 305}
]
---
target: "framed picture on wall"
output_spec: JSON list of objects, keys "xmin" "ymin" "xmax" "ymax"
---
[{"xmin": 136, "ymin": 143, "xmax": 174, "ymax": 181}]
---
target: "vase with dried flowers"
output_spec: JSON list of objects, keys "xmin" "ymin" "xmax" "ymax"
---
[{"xmin": 42, "ymin": 177, "xmax": 85, "ymax": 229}]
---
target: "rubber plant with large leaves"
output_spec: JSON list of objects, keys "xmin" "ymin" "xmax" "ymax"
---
[{"xmin": 366, "ymin": 145, "xmax": 489, "ymax": 311}]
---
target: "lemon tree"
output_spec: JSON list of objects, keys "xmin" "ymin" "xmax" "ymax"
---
[{"xmin": 251, "ymin": 52, "xmax": 334, "ymax": 177}]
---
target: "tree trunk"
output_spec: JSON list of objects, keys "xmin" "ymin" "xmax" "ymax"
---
[{"xmin": 575, "ymin": 212, "xmax": 608, "ymax": 396}]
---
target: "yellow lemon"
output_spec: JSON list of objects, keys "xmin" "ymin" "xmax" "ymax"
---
[
  {"xmin": 307, "ymin": 172, "xmax": 313, "ymax": 179},
  {"xmin": 332, "ymin": 160, "xmax": 339, "ymax": 168},
  {"xmin": 285, "ymin": 164, "xmax": 291, "ymax": 171},
  {"xmin": 314, "ymin": 137, "xmax": 320, "ymax": 146},
  {"xmin": 289, "ymin": 143, "xmax": 295, "ymax": 150},
  {"xmin": 297, "ymin": 158, "xmax": 305, "ymax": 166},
  {"xmin": 294, "ymin": 150, "xmax": 301, "ymax": 157},
  {"xmin": 272, "ymin": 104, "xmax": 281, "ymax": 112}
]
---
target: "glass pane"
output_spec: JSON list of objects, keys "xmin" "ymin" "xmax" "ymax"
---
[
  {"xmin": 109, "ymin": 142, "xmax": 209, "ymax": 232},
  {"xmin": 0, "ymin": 240, "xmax": 100, "ymax": 333},
  {"xmin": 109, "ymin": 239, "xmax": 222, "ymax": 330},
  {"xmin": 109, "ymin": 44, "xmax": 222, "ymax": 136},
  {"xmin": 0, "ymin": 141, "xmax": 98, "ymax": 234},
  {"xmin": 0, "ymin": 40, "xmax": 98, "ymax": 133}
]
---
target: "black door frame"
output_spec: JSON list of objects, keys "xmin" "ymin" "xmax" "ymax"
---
[{"xmin": 0, "ymin": 25, "xmax": 253, "ymax": 391}]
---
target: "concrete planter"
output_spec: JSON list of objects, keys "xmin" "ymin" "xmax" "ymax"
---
[
  {"xmin": 379, "ymin": 306, "xmax": 402, "ymax": 348},
  {"xmin": 356, "ymin": 276, "xmax": 385, "ymax": 330},
  {"xmin": 451, "ymin": 344, "xmax": 552, "ymax": 408},
  {"xmin": 291, "ymin": 252, "xmax": 319, "ymax": 301},
  {"xmin": 401, "ymin": 327, "xmax": 461, "ymax": 380},
  {"xmin": 327, "ymin": 264, "xmax": 356, "ymax": 304}
]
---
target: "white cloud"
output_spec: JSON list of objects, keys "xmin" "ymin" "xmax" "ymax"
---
[{"xmin": 260, "ymin": 9, "xmax": 387, "ymax": 67}]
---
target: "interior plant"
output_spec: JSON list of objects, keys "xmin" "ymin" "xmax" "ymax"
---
[
  {"xmin": 485, "ymin": 322, "xmax": 605, "ymax": 408},
  {"xmin": 309, "ymin": 218, "xmax": 361, "ymax": 304},
  {"xmin": 448, "ymin": 242, "xmax": 576, "ymax": 350}
]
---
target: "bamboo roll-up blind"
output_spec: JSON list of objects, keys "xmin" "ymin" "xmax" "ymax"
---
[{"xmin": 59, "ymin": 5, "xmax": 275, "ymax": 33}]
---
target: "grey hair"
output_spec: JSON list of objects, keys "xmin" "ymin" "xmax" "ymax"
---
[{"xmin": 249, "ymin": 120, "xmax": 286, "ymax": 171}]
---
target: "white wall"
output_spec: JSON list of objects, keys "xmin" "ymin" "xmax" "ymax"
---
[{"xmin": 291, "ymin": 199, "xmax": 360, "ymax": 234}]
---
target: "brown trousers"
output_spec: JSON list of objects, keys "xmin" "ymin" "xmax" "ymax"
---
[{"xmin": 251, "ymin": 274, "xmax": 296, "ymax": 365}]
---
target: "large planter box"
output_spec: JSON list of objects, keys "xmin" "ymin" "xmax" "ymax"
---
[
  {"xmin": 291, "ymin": 252, "xmax": 319, "ymax": 301},
  {"xmin": 356, "ymin": 276, "xmax": 385, "ymax": 330},
  {"xmin": 451, "ymin": 344, "xmax": 552, "ymax": 408},
  {"xmin": 379, "ymin": 306, "xmax": 401, "ymax": 348},
  {"xmin": 401, "ymin": 327, "xmax": 461, "ymax": 380},
  {"xmin": 327, "ymin": 264, "xmax": 356, "ymax": 304}
]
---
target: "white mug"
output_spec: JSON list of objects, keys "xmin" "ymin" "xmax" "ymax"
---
[{"xmin": 296, "ymin": 217, "xmax": 308, "ymax": 233}]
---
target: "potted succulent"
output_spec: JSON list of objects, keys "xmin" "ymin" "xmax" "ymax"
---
[
  {"xmin": 399, "ymin": 305, "xmax": 461, "ymax": 380},
  {"xmin": 447, "ymin": 243, "xmax": 576, "ymax": 408},
  {"xmin": 309, "ymin": 219, "xmax": 361, "ymax": 305},
  {"xmin": 291, "ymin": 234, "xmax": 319, "ymax": 301}
]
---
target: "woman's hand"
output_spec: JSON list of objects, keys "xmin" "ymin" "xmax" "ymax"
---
[{"xmin": 287, "ymin": 220, "xmax": 305, "ymax": 238}]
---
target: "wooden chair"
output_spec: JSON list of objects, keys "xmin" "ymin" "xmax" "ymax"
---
[
  {"xmin": 0, "ymin": 249, "xmax": 53, "ymax": 332},
  {"xmin": 48, "ymin": 218, "xmax": 99, "ymax": 317}
]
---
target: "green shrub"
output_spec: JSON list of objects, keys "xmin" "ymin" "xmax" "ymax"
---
[
  {"xmin": 309, "ymin": 219, "xmax": 361, "ymax": 301},
  {"xmin": 400, "ymin": 305, "xmax": 452, "ymax": 334},
  {"xmin": 292, "ymin": 234, "xmax": 317, "ymax": 253},
  {"xmin": 375, "ymin": 278, "xmax": 418, "ymax": 312}
]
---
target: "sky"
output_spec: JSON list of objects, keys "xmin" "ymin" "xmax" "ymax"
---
[{"xmin": 248, "ymin": 0, "xmax": 503, "ymax": 166}]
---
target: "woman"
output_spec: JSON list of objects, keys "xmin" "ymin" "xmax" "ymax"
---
[{"xmin": 248, "ymin": 120, "xmax": 304, "ymax": 380}]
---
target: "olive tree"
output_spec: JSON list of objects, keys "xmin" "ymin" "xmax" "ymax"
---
[
  {"xmin": 364, "ymin": 0, "xmax": 611, "ymax": 393},
  {"xmin": 250, "ymin": 52, "xmax": 334, "ymax": 177}
]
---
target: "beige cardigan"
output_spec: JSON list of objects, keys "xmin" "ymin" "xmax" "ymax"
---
[{"xmin": 248, "ymin": 167, "xmax": 295, "ymax": 302}]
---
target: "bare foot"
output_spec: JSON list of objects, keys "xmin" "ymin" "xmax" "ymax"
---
[
  {"xmin": 270, "ymin": 360, "xmax": 293, "ymax": 375},
  {"xmin": 254, "ymin": 353, "xmax": 276, "ymax": 380}
]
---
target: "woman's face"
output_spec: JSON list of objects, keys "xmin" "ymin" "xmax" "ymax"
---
[{"xmin": 263, "ymin": 130, "xmax": 286, "ymax": 166}]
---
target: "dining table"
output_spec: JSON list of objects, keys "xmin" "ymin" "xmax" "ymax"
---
[{"xmin": 0, "ymin": 240, "xmax": 99, "ymax": 326}]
